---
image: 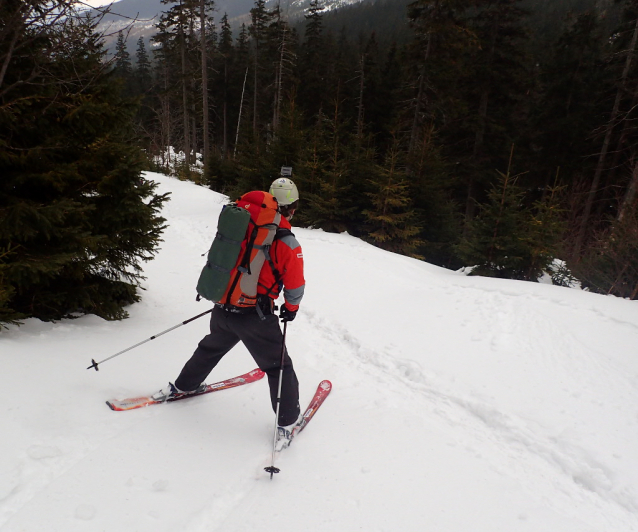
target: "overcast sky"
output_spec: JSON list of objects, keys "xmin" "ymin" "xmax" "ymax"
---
[{"xmin": 79, "ymin": 0, "xmax": 120, "ymax": 8}]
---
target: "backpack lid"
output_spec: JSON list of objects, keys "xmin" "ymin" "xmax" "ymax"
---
[{"xmin": 238, "ymin": 191, "xmax": 279, "ymax": 224}]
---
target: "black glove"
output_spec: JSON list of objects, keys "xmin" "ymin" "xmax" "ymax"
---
[{"xmin": 280, "ymin": 306, "xmax": 297, "ymax": 322}]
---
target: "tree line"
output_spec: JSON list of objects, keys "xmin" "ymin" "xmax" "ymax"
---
[{"xmin": 113, "ymin": 0, "xmax": 636, "ymax": 298}]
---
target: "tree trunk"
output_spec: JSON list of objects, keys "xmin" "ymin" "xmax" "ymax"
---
[
  {"xmin": 179, "ymin": 6, "xmax": 191, "ymax": 166},
  {"xmin": 234, "ymin": 67, "xmax": 249, "ymax": 159},
  {"xmin": 618, "ymin": 155, "xmax": 638, "ymax": 223},
  {"xmin": 574, "ymin": 16, "xmax": 638, "ymax": 257},
  {"xmin": 200, "ymin": 0, "xmax": 209, "ymax": 170},
  {"xmin": 408, "ymin": 34, "xmax": 431, "ymax": 157},
  {"xmin": 464, "ymin": 17, "xmax": 498, "ymax": 234},
  {"xmin": 253, "ymin": 48, "xmax": 259, "ymax": 136},
  {"xmin": 272, "ymin": 26, "xmax": 287, "ymax": 135},
  {"xmin": 222, "ymin": 60, "xmax": 228, "ymax": 157},
  {"xmin": 0, "ymin": 25, "xmax": 21, "ymax": 91},
  {"xmin": 356, "ymin": 54, "xmax": 365, "ymax": 139}
]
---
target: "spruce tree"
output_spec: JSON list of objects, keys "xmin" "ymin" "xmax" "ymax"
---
[
  {"xmin": 458, "ymin": 0, "xmax": 531, "ymax": 225},
  {"xmin": 248, "ymin": 0, "xmax": 273, "ymax": 137},
  {"xmin": 116, "ymin": 31, "xmax": 131, "ymax": 67},
  {"xmin": 363, "ymin": 137, "xmax": 423, "ymax": 257},
  {"xmin": 114, "ymin": 30, "xmax": 133, "ymax": 93},
  {"xmin": 577, "ymin": 207, "xmax": 638, "ymax": 299},
  {"xmin": 0, "ymin": 247, "xmax": 23, "ymax": 326},
  {"xmin": 0, "ymin": 8, "xmax": 169, "ymax": 323},
  {"xmin": 217, "ymin": 13, "xmax": 235, "ymax": 157},
  {"xmin": 532, "ymin": 11, "xmax": 605, "ymax": 194},
  {"xmin": 299, "ymin": 0, "xmax": 327, "ymax": 120},
  {"xmin": 135, "ymin": 37, "xmax": 152, "ymax": 94},
  {"xmin": 455, "ymin": 147, "xmax": 551, "ymax": 280},
  {"xmin": 300, "ymin": 105, "xmax": 358, "ymax": 233}
]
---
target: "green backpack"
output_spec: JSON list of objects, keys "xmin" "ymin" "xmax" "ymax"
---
[
  {"xmin": 196, "ymin": 204, "xmax": 251, "ymax": 302},
  {"xmin": 196, "ymin": 191, "xmax": 281, "ymax": 307}
]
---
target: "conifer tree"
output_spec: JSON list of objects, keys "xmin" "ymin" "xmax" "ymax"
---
[
  {"xmin": 405, "ymin": 0, "xmax": 472, "ymax": 157},
  {"xmin": 218, "ymin": 13, "xmax": 234, "ymax": 156},
  {"xmin": 574, "ymin": 0, "xmax": 638, "ymax": 256},
  {"xmin": 134, "ymin": 37, "xmax": 152, "ymax": 94},
  {"xmin": 301, "ymin": 102, "xmax": 358, "ymax": 233},
  {"xmin": 0, "ymin": 7, "xmax": 168, "ymax": 323},
  {"xmin": 114, "ymin": 30, "xmax": 133, "ymax": 79},
  {"xmin": 299, "ymin": 0, "xmax": 326, "ymax": 120},
  {"xmin": 523, "ymin": 179, "xmax": 566, "ymax": 281},
  {"xmin": 249, "ymin": 0, "xmax": 273, "ymax": 137},
  {"xmin": 0, "ymin": 247, "xmax": 22, "ymax": 326},
  {"xmin": 267, "ymin": 8, "xmax": 297, "ymax": 136},
  {"xmin": 456, "ymin": 149, "xmax": 548, "ymax": 280},
  {"xmin": 363, "ymin": 137, "xmax": 423, "ymax": 257},
  {"xmin": 532, "ymin": 11, "xmax": 605, "ymax": 193},
  {"xmin": 130, "ymin": 37, "xmax": 154, "ymax": 149},
  {"xmin": 459, "ymin": 0, "xmax": 531, "ymax": 226},
  {"xmin": 155, "ymin": 0, "xmax": 202, "ymax": 166},
  {"xmin": 577, "ymin": 207, "xmax": 638, "ymax": 299}
]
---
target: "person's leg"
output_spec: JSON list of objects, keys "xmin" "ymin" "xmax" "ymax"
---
[
  {"xmin": 175, "ymin": 307, "xmax": 239, "ymax": 391},
  {"xmin": 230, "ymin": 313, "xmax": 300, "ymax": 426}
]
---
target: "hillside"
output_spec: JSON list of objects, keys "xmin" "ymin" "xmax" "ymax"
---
[{"xmin": 1, "ymin": 173, "xmax": 638, "ymax": 531}]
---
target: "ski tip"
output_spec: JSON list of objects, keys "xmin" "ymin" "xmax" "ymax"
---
[
  {"xmin": 319, "ymin": 380, "xmax": 332, "ymax": 391},
  {"xmin": 106, "ymin": 400, "xmax": 116, "ymax": 411}
]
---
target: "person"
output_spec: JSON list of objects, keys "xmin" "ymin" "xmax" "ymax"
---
[{"xmin": 153, "ymin": 177, "xmax": 304, "ymax": 448}]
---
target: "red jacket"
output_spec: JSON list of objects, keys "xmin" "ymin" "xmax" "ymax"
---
[{"xmin": 257, "ymin": 217, "xmax": 305, "ymax": 312}]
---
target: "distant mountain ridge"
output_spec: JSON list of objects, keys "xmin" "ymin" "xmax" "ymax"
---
[
  {"xmin": 92, "ymin": 0, "xmax": 367, "ymax": 52},
  {"xmin": 92, "ymin": 0, "xmax": 617, "ymax": 56}
]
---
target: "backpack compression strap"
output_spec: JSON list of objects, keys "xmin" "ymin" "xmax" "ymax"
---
[
  {"xmin": 260, "ymin": 228, "xmax": 293, "ymax": 299},
  {"xmin": 224, "ymin": 219, "xmax": 279, "ymax": 306}
]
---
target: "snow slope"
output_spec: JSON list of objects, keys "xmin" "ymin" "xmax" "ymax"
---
[{"xmin": 2, "ymin": 172, "xmax": 638, "ymax": 532}]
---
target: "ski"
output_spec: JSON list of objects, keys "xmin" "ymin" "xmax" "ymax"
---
[
  {"xmin": 265, "ymin": 379, "xmax": 332, "ymax": 477},
  {"xmin": 106, "ymin": 368, "xmax": 265, "ymax": 411},
  {"xmin": 289, "ymin": 380, "xmax": 332, "ymax": 443}
]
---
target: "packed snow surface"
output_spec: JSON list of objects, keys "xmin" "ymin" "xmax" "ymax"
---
[{"xmin": 2, "ymin": 172, "xmax": 638, "ymax": 532}]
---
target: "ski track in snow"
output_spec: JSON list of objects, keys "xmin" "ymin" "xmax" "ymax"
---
[
  {"xmin": 301, "ymin": 292, "xmax": 638, "ymax": 531},
  {"xmin": 0, "ymin": 406, "xmax": 154, "ymax": 529},
  {"xmin": 150, "ymin": 176, "xmax": 638, "ymax": 531}
]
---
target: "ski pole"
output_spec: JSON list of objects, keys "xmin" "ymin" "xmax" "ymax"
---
[
  {"xmin": 87, "ymin": 308, "xmax": 214, "ymax": 371},
  {"xmin": 265, "ymin": 320, "xmax": 288, "ymax": 479}
]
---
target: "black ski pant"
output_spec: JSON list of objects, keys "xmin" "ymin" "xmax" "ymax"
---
[{"xmin": 175, "ymin": 306, "xmax": 300, "ymax": 426}]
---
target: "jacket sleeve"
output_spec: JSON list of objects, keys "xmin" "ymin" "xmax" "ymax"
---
[{"xmin": 275, "ymin": 233, "xmax": 305, "ymax": 312}]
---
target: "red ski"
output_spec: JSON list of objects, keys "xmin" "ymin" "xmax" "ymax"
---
[
  {"xmin": 106, "ymin": 368, "xmax": 265, "ymax": 411},
  {"xmin": 290, "ymin": 380, "xmax": 332, "ymax": 441},
  {"xmin": 265, "ymin": 379, "xmax": 332, "ymax": 477}
]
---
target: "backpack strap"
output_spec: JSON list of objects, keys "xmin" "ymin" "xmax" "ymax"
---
[
  {"xmin": 275, "ymin": 228, "xmax": 294, "ymax": 241},
  {"xmin": 224, "ymin": 219, "xmax": 278, "ymax": 305},
  {"xmin": 260, "ymin": 228, "xmax": 295, "ymax": 299}
]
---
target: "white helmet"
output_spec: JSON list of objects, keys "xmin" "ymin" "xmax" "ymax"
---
[{"xmin": 269, "ymin": 177, "xmax": 299, "ymax": 206}]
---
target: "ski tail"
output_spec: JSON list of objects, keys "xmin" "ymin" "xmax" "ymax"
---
[{"xmin": 106, "ymin": 368, "xmax": 265, "ymax": 411}]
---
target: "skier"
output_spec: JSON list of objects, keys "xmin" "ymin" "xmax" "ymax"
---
[{"xmin": 153, "ymin": 177, "xmax": 304, "ymax": 448}]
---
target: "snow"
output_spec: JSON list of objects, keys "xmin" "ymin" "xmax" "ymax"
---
[{"xmin": 2, "ymin": 171, "xmax": 638, "ymax": 532}]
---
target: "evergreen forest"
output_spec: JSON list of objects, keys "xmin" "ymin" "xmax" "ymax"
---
[{"xmin": 2, "ymin": 0, "xmax": 638, "ymax": 327}]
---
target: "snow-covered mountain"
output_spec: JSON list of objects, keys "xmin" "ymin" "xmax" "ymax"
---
[
  {"xmin": 91, "ymin": 0, "xmax": 367, "ymax": 51},
  {"xmin": 2, "ymin": 172, "xmax": 638, "ymax": 532}
]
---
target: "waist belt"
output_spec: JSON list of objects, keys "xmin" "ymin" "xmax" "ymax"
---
[
  {"xmin": 214, "ymin": 303, "xmax": 255, "ymax": 315},
  {"xmin": 215, "ymin": 296, "xmax": 277, "ymax": 320}
]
